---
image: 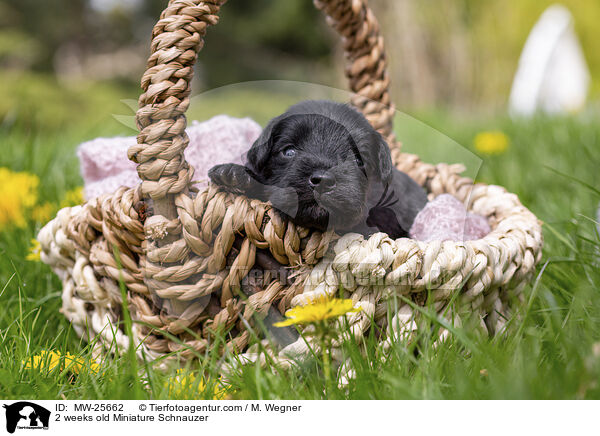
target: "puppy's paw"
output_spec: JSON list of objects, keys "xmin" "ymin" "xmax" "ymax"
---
[{"xmin": 208, "ymin": 164, "xmax": 254, "ymax": 195}]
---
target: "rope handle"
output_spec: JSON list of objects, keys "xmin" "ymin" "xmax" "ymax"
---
[{"xmin": 129, "ymin": 0, "xmax": 395, "ymax": 218}]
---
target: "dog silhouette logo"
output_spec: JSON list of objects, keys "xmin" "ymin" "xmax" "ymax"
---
[{"xmin": 2, "ymin": 402, "xmax": 50, "ymax": 433}]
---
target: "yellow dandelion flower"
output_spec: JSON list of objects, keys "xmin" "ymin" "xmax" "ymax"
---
[
  {"xmin": 23, "ymin": 350, "xmax": 100, "ymax": 375},
  {"xmin": 26, "ymin": 239, "xmax": 41, "ymax": 261},
  {"xmin": 166, "ymin": 369, "xmax": 226, "ymax": 399},
  {"xmin": 23, "ymin": 350, "xmax": 62, "ymax": 372},
  {"xmin": 31, "ymin": 202, "xmax": 55, "ymax": 223},
  {"xmin": 473, "ymin": 131, "xmax": 510, "ymax": 155},
  {"xmin": 62, "ymin": 352, "xmax": 101, "ymax": 374},
  {"xmin": 273, "ymin": 297, "xmax": 361, "ymax": 327},
  {"xmin": 0, "ymin": 168, "xmax": 39, "ymax": 229},
  {"xmin": 60, "ymin": 186, "xmax": 84, "ymax": 208}
]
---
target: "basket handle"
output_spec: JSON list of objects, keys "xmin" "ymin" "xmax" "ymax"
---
[
  {"xmin": 129, "ymin": 0, "xmax": 395, "ymax": 218},
  {"xmin": 313, "ymin": 0, "xmax": 395, "ymax": 144}
]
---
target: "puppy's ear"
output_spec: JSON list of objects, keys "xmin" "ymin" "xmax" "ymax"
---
[
  {"xmin": 246, "ymin": 114, "xmax": 285, "ymax": 172},
  {"xmin": 376, "ymin": 134, "xmax": 393, "ymax": 185}
]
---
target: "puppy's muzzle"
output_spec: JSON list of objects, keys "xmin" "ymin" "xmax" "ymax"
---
[{"xmin": 308, "ymin": 170, "xmax": 336, "ymax": 193}]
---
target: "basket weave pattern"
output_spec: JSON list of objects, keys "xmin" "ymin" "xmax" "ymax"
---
[{"xmin": 38, "ymin": 0, "xmax": 543, "ymax": 364}]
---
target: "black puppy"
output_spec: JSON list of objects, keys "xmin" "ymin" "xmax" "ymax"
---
[{"xmin": 208, "ymin": 100, "xmax": 427, "ymax": 239}]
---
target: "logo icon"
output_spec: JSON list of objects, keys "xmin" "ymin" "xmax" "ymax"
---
[{"xmin": 2, "ymin": 402, "xmax": 50, "ymax": 434}]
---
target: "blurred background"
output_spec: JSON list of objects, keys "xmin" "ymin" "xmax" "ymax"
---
[{"xmin": 1, "ymin": 0, "xmax": 599, "ymax": 131}]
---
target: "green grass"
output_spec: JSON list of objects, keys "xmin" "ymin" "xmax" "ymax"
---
[{"xmin": 0, "ymin": 77, "xmax": 599, "ymax": 399}]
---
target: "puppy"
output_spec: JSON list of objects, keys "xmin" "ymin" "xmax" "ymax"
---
[{"xmin": 208, "ymin": 100, "xmax": 427, "ymax": 239}]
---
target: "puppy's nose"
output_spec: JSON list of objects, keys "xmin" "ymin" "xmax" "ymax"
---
[{"xmin": 309, "ymin": 171, "xmax": 336, "ymax": 192}]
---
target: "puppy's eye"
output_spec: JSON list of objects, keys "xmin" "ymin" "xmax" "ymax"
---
[
  {"xmin": 354, "ymin": 156, "xmax": 365, "ymax": 167},
  {"xmin": 281, "ymin": 147, "xmax": 296, "ymax": 158}
]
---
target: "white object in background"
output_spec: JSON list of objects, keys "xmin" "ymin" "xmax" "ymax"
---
[{"xmin": 509, "ymin": 4, "xmax": 590, "ymax": 117}]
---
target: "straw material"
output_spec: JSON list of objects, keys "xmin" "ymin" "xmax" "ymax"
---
[{"xmin": 39, "ymin": 0, "xmax": 543, "ymax": 368}]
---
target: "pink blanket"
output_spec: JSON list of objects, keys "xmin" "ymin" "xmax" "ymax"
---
[
  {"xmin": 408, "ymin": 194, "xmax": 490, "ymax": 242},
  {"xmin": 78, "ymin": 115, "xmax": 489, "ymax": 242},
  {"xmin": 79, "ymin": 115, "xmax": 262, "ymax": 200}
]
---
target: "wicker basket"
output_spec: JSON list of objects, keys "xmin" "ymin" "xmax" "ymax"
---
[{"xmin": 38, "ymin": 0, "xmax": 543, "ymax": 368}]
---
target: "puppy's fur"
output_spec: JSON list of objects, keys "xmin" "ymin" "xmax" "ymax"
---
[{"xmin": 209, "ymin": 100, "xmax": 427, "ymax": 239}]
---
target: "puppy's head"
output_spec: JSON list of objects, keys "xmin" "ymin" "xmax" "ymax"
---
[{"xmin": 245, "ymin": 100, "xmax": 393, "ymax": 232}]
